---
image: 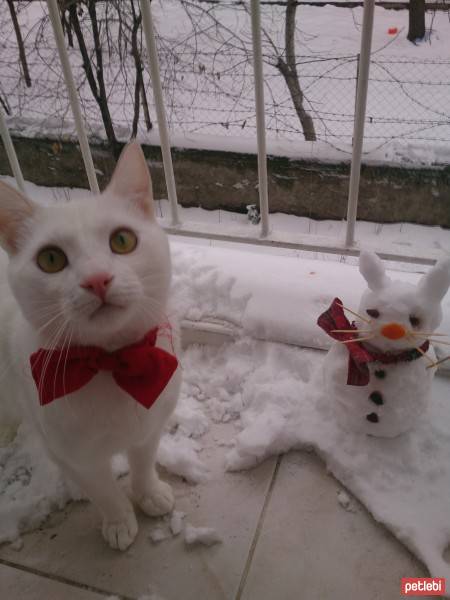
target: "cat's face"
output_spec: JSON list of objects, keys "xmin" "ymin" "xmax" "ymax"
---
[
  {"xmin": 0, "ymin": 142, "xmax": 171, "ymax": 349},
  {"xmin": 356, "ymin": 251, "xmax": 450, "ymax": 352}
]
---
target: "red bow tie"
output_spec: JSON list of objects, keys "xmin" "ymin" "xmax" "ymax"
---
[
  {"xmin": 317, "ymin": 298, "xmax": 429, "ymax": 386},
  {"xmin": 30, "ymin": 328, "xmax": 178, "ymax": 408}
]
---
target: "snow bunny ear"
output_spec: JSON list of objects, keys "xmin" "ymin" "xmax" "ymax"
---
[
  {"xmin": 418, "ymin": 258, "xmax": 450, "ymax": 302},
  {"xmin": 359, "ymin": 251, "xmax": 390, "ymax": 291},
  {"xmin": 106, "ymin": 140, "xmax": 155, "ymax": 218},
  {"xmin": 0, "ymin": 180, "xmax": 36, "ymax": 254}
]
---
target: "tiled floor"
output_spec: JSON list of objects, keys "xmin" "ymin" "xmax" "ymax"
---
[{"xmin": 0, "ymin": 427, "xmax": 431, "ymax": 600}]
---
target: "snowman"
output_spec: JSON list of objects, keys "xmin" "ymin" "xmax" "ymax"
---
[{"xmin": 317, "ymin": 252, "xmax": 450, "ymax": 438}]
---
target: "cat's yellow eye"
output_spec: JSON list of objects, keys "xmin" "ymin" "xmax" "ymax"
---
[
  {"xmin": 110, "ymin": 228, "xmax": 138, "ymax": 255},
  {"xmin": 36, "ymin": 247, "xmax": 68, "ymax": 273}
]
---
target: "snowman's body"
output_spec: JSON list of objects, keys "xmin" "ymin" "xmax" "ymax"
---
[
  {"xmin": 318, "ymin": 251, "xmax": 450, "ymax": 439},
  {"xmin": 323, "ymin": 342, "xmax": 435, "ymax": 437}
]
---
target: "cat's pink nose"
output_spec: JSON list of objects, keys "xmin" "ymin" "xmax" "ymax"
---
[{"xmin": 80, "ymin": 272, "xmax": 113, "ymax": 301}]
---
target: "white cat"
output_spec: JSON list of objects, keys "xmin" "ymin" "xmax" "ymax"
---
[
  {"xmin": 0, "ymin": 142, "xmax": 181, "ymax": 550},
  {"xmin": 319, "ymin": 251, "xmax": 450, "ymax": 438}
]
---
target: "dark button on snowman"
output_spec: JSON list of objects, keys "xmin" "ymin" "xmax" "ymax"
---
[{"xmin": 318, "ymin": 252, "xmax": 450, "ymax": 438}]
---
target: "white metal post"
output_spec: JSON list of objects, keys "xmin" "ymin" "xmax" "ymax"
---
[
  {"xmin": 0, "ymin": 105, "xmax": 26, "ymax": 193},
  {"xmin": 250, "ymin": 0, "xmax": 270, "ymax": 237},
  {"xmin": 139, "ymin": 0, "xmax": 180, "ymax": 226},
  {"xmin": 345, "ymin": 0, "xmax": 375, "ymax": 247},
  {"xmin": 46, "ymin": 0, "xmax": 99, "ymax": 194}
]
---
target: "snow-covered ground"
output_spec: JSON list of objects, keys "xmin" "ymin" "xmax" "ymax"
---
[
  {"xmin": 1, "ymin": 1, "xmax": 450, "ymax": 165},
  {"xmin": 1, "ymin": 174, "xmax": 450, "ymax": 589}
]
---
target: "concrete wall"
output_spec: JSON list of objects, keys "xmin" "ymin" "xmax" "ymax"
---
[{"xmin": 0, "ymin": 136, "xmax": 449, "ymax": 226}]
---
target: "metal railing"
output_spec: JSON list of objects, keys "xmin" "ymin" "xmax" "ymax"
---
[{"xmin": 0, "ymin": 0, "xmax": 442, "ymax": 266}]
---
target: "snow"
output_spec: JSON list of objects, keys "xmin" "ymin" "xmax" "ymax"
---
[
  {"xmin": 184, "ymin": 524, "xmax": 222, "ymax": 547},
  {"xmin": 157, "ymin": 436, "xmax": 209, "ymax": 485},
  {"xmin": 0, "ymin": 421, "xmax": 73, "ymax": 543},
  {"xmin": 336, "ymin": 490, "xmax": 352, "ymax": 511},
  {"xmin": 8, "ymin": 537, "xmax": 23, "ymax": 551},
  {"xmin": 148, "ymin": 527, "xmax": 171, "ymax": 545},
  {"xmin": 169, "ymin": 511, "xmax": 186, "ymax": 536},
  {"xmin": 148, "ymin": 511, "xmax": 186, "ymax": 542}
]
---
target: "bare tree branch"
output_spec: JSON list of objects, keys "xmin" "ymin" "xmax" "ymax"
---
[
  {"xmin": 6, "ymin": 0, "xmax": 31, "ymax": 87},
  {"xmin": 276, "ymin": 0, "xmax": 316, "ymax": 140}
]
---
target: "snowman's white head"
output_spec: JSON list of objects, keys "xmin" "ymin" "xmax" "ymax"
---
[{"xmin": 356, "ymin": 251, "xmax": 450, "ymax": 352}]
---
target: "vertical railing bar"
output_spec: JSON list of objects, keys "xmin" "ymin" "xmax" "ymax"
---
[
  {"xmin": 250, "ymin": 0, "xmax": 270, "ymax": 238},
  {"xmin": 139, "ymin": 0, "xmax": 180, "ymax": 227},
  {"xmin": 46, "ymin": 0, "xmax": 99, "ymax": 195},
  {"xmin": 345, "ymin": 0, "xmax": 375, "ymax": 247},
  {"xmin": 0, "ymin": 105, "xmax": 26, "ymax": 193}
]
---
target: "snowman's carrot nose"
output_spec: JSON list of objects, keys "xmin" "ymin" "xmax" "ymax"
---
[{"xmin": 380, "ymin": 323, "xmax": 406, "ymax": 339}]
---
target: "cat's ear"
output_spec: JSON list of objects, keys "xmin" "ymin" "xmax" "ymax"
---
[
  {"xmin": 418, "ymin": 258, "xmax": 450, "ymax": 302},
  {"xmin": 106, "ymin": 141, "xmax": 155, "ymax": 218},
  {"xmin": 359, "ymin": 251, "xmax": 390, "ymax": 291},
  {"xmin": 0, "ymin": 181, "xmax": 36, "ymax": 253}
]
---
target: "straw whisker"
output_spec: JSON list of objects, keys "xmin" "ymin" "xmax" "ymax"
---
[
  {"xmin": 410, "ymin": 332, "xmax": 448, "ymax": 338},
  {"xmin": 425, "ymin": 339, "xmax": 450, "ymax": 347},
  {"xmin": 412, "ymin": 343, "xmax": 435, "ymax": 366},
  {"xmin": 336, "ymin": 303, "xmax": 371, "ymax": 324},
  {"xmin": 338, "ymin": 336, "xmax": 374, "ymax": 345},
  {"xmin": 426, "ymin": 355, "xmax": 450, "ymax": 370},
  {"xmin": 331, "ymin": 329, "xmax": 372, "ymax": 334}
]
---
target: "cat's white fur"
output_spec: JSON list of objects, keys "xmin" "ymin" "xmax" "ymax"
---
[
  {"xmin": 322, "ymin": 251, "xmax": 450, "ymax": 438},
  {"xmin": 0, "ymin": 142, "xmax": 181, "ymax": 550}
]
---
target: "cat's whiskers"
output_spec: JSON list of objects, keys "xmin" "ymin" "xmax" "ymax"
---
[
  {"xmin": 37, "ymin": 318, "xmax": 70, "ymax": 404},
  {"xmin": 59, "ymin": 326, "xmax": 75, "ymax": 407},
  {"xmin": 38, "ymin": 321, "xmax": 72, "ymax": 441},
  {"xmin": 0, "ymin": 308, "xmax": 64, "ymax": 385},
  {"xmin": 51, "ymin": 324, "xmax": 73, "ymax": 403},
  {"xmin": 37, "ymin": 321, "xmax": 67, "ymax": 392},
  {"xmin": 35, "ymin": 308, "xmax": 67, "ymax": 336}
]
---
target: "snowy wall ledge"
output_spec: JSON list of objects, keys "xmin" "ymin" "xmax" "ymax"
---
[{"xmin": 1, "ymin": 135, "xmax": 449, "ymax": 227}]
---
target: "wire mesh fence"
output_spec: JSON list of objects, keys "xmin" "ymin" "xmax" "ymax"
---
[{"xmin": 1, "ymin": 1, "xmax": 450, "ymax": 164}]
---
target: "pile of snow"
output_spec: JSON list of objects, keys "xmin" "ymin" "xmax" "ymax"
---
[
  {"xmin": 169, "ymin": 510, "xmax": 186, "ymax": 536},
  {"xmin": 184, "ymin": 524, "xmax": 222, "ymax": 547},
  {"xmin": 147, "ymin": 511, "xmax": 221, "ymax": 547},
  {"xmin": 148, "ymin": 514, "xmax": 221, "ymax": 548}
]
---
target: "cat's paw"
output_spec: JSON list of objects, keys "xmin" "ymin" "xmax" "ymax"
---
[
  {"xmin": 137, "ymin": 480, "xmax": 174, "ymax": 517},
  {"xmin": 102, "ymin": 509, "xmax": 138, "ymax": 551}
]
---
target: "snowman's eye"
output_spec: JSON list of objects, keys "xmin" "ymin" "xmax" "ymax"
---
[
  {"xmin": 409, "ymin": 315, "xmax": 421, "ymax": 328},
  {"xmin": 366, "ymin": 309, "xmax": 380, "ymax": 319}
]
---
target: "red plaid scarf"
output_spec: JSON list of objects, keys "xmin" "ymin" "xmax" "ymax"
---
[{"xmin": 317, "ymin": 298, "xmax": 429, "ymax": 386}]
